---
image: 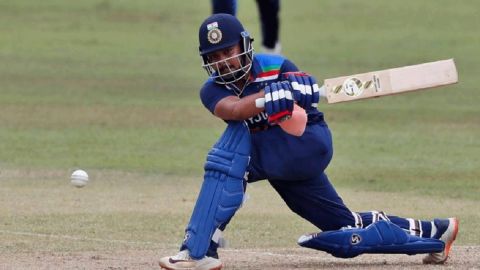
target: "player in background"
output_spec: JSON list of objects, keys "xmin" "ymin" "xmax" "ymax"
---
[
  {"xmin": 211, "ymin": 0, "xmax": 281, "ymax": 54},
  {"xmin": 158, "ymin": 13, "xmax": 458, "ymax": 270}
]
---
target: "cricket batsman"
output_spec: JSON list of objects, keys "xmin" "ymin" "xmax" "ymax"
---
[{"xmin": 159, "ymin": 14, "xmax": 459, "ymax": 270}]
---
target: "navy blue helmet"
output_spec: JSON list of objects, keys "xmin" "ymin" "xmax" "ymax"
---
[{"xmin": 198, "ymin": 13, "xmax": 254, "ymax": 84}]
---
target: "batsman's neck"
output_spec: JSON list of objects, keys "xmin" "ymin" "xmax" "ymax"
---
[{"xmin": 232, "ymin": 76, "xmax": 249, "ymax": 94}]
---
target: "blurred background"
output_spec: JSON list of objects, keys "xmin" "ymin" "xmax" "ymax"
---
[{"xmin": 0, "ymin": 0, "xmax": 478, "ymax": 257}]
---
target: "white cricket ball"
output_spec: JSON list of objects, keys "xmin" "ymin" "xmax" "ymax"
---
[{"xmin": 71, "ymin": 169, "xmax": 89, "ymax": 188}]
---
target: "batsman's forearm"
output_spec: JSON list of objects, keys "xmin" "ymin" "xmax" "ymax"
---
[
  {"xmin": 231, "ymin": 91, "xmax": 265, "ymax": 120},
  {"xmin": 214, "ymin": 91, "xmax": 265, "ymax": 121}
]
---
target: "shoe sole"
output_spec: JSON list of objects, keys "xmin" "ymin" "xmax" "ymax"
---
[
  {"xmin": 158, "ymin": 263, "xmax": 175, "ymax": 270},
  {"xmin": 159, "ymin": 262, "xmax": 222, "ymax": 270}
]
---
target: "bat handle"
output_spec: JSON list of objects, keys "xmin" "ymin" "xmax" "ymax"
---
[
  {"xmin": 255, "ymin": 85, "xmax": 326, "ymax": 108},
  {"xmin": 318, "ymin": 85, "xmax": 326, "ymax": 98},
  {"xmin": 255, "ymin": 98, "xmax": 266, "ymax": 108}
]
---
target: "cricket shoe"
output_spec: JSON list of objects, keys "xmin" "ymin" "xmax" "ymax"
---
[
  {"xmin": 423, "ymin": 217, "xmax": 459, "ymax": 264},
  {"xmin": 159, "ymin": 250, "xmax": 222, "ymax": 270}
]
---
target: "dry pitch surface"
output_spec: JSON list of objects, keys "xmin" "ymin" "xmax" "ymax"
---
[
  {"xmin": 0, "ymin": 246, "xmax": 479, "ymax": 269},
  {"xmin": 1, "ymin": 171, "xmax": 479, "ymax": 269}
]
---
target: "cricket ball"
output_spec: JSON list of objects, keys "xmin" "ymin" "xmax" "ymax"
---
[{"xmin": 71, "ymin": 169, "xmax": 89, "ymax": 188}]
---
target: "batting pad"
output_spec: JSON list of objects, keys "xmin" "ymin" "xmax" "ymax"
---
[
  {"xmin": 298, "ymin": 220, "xmax": 444, "ymax": 258},
  {"xmin": 184, "ymin": 121, "xmax": 251, "ymax": 259}
]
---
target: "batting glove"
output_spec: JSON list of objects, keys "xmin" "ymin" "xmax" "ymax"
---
[
  {"xmin": 284, "ymin": 72, "xmax": 320, "ymax": 109},
  {"xmin": 264, "ymin": 81, "xmax": 294, "ymax": 125}
]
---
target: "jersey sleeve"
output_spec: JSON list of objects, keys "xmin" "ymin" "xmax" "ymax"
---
[
  {"xmin": 200, "ymin": 80, "xmax": 235, "ymax": 114},
  {"xmin": 279, "ymin": 58, "xmax": 300, "ymax": 74}
]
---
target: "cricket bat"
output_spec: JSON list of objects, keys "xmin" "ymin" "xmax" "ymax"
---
[
  {"xmin": 255, "ymin": 59, "xmax": 458, "ymax": 106},
  {"xmin": 324, "ymin": 59, "xmax": 458, "ymax": 103}
]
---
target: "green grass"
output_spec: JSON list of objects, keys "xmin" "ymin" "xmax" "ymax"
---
[{"xmin": 0, "ymin": 0, "xmax": 479, "ymax": 253}]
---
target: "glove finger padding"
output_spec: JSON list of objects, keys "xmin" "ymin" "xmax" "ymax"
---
[
  {"xmin": 277, "ymin": 84, "xmax": 288, "ymax": 114},
  {"xmin": 285, "ymin": 72, "xmax": 320, "ymax": 109},
  {"xmin": 264, "ymin": 81, "xmax": 294, "ymax": 124},
  {"xmin": 270, "ymin": 82, "xmax": 281, "ymax": 114},
  {"xmin": 281, "ymin": 81, "xmax": 294, "ymax": 112},
  {"xmin": 310, "ymin": 76, "xmax": 320, "ymax": 108},
  {"xmin": 299, "ymin": 75, "xmax": 312, "ymax": 108},
  {"xmin": 264, "ymin": 84, "xmax": 274, "ymax": 119},
  {"xmin": 287, "ymin": 73, "xmax": 304, "ymax": 104}
]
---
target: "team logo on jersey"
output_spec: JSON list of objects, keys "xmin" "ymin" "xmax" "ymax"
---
[{"xmin": 207, "ymin": 28, "xmax": 222, "ymax": 44}]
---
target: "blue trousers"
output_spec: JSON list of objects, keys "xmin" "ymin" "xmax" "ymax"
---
[{"xmin": 270, "ymin": 172, "xmax": 354, "ymax": 231}]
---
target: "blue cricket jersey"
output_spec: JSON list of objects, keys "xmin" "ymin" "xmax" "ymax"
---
[{"xmin": 200, "ymin": 54, "xmax": 333, "ymax": 182}]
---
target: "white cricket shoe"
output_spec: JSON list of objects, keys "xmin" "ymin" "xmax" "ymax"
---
[
  {"xmin": 159, "ymin": 250, "xmax": 222, "ymax": 270},
  {"xmin": 423, "ymin": 217, "xmax": 459, "ymax": 264}
]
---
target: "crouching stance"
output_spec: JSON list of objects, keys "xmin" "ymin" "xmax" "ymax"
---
[
  {"xmin": 159, "ymin": 121, "xmax": 250, "ymax": 270},
  {"xmin": 159, "ymin": 13, "xmax": 459, "ymax": 269}
]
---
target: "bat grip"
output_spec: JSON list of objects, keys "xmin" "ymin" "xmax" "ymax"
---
[{"xmin": 255, "ymin": 98, "xmax": 266, "ymax": 108}]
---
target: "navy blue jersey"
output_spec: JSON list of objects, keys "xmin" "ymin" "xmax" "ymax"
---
[{"xmin": 200, "ymin": 54, "xmax": 331, "ymax": 182}]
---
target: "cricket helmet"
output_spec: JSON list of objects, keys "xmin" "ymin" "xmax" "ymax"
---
[{"xmin": 198, "ymin": 13, "xmax": 254, "ymax": 84}]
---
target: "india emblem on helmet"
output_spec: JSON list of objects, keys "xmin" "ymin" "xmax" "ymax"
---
[{"xmin": 207, "ymin": 28, "xmax": 222, "ymax": 44}]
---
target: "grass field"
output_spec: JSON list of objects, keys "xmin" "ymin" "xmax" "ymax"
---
[{"xmin": 1, "ymin": 0, "xmax": 479, "ymax": 269}]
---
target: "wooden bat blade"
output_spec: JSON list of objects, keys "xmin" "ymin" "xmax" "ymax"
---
[{"xmin": 324, "ymin": 59, "xmax": 458, "ymax": 104}]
